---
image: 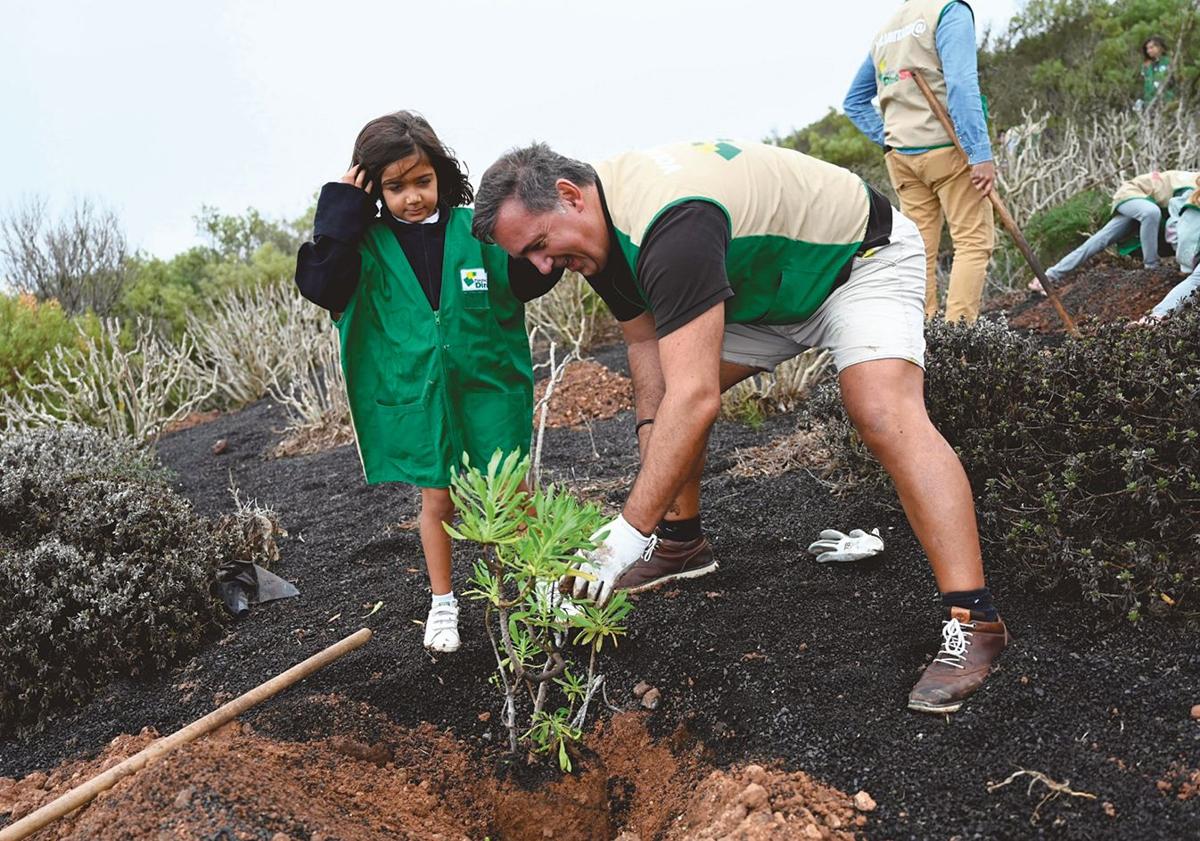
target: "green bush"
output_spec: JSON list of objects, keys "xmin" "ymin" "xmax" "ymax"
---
[
  {"xmin": 0, "ymin": 426, "xmax": 226, "ymax": 733},
  {"xmin": 0, "ymin": 294, "xmax": 98, "ymax": 399},
  {"xmin": 809, "ymin": 307, "xmax": 1200, "ymax": 621},
  {"xmin": 1023, "ymin": 188, "xmax": 1112, "ymax": 266}
]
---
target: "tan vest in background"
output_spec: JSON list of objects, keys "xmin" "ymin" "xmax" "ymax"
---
[
  {"xmin": 871, "ymin": 0, "xmax": 966, "ymax": 151},
  {"xmin": 1111, "ymin": 170, "xmax": 1199, "ymax": 211}
]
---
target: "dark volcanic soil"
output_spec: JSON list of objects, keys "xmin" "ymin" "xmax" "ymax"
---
[
  {"xmin": 984, "ymin": 253, "xmax": 1183, "ymax": 332},
  {"xmin": 3, "ymin": 304, "xmax": 1199, "ymax": 839}
]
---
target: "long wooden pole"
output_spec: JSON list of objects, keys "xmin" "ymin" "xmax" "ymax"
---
[
  {"xmin": 0, "ymin": 627, "xmax": 373, "ymax": 841},
  {"xmin": 910, "ymin": 69, "xmax": 1080, "ymax": 336}
]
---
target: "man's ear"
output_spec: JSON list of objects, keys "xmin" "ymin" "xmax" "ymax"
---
[{"xmin": 556, "ymin": 179, "xmax": 585, "ymax": 211}]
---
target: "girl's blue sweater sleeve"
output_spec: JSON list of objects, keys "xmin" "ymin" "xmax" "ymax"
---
[{"xmin": 295, "ymin": 182, "xmax": 378, "ymax": 312}]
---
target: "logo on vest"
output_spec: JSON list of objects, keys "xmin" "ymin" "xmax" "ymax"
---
[
  {"xmin": 875, "ymin": 17, "xmax": 928, "ymax": 49},
  {"xmin": 692, "ymin": 140, "xmax": 742, "ymax": 161},
  {"xmin": 461, "ymin": 268, "xmax": 488, "ymax": 292},
  {"xmin": 877, "ymin": 59, "xmax": 915, "ymax": 87}
]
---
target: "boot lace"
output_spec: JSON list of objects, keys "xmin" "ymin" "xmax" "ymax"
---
[
  {"xmin": 933, "ymin": 617, "xmax": 975, "ymax": 669},
  {"xmin": 639, "ymin": 534, "xmax": 660, "ymax": 563}
]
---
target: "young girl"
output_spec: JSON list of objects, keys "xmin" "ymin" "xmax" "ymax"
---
[{"xmin": 295, "ymin": 111, "xmax": 551, "ymax": 653}]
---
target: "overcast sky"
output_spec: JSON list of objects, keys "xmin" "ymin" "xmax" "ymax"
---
[{"xmin": 1, "ymin": 0, "xmax": 1022, "ymax": 259}]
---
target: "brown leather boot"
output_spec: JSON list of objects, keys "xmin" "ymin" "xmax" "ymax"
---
[
  {"xmin": 613, "ymin": 535, "xmax": 718, "ymax": 594},
  {"xmin": 907, "ymin": 606, "xmax": 1010, "ymax": 714}
]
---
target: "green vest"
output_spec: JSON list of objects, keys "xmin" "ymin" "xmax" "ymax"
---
[
  {"xmin": 593, "ymin": 140, "xmax": 872, "ymax": 324},
  {"xmin": 336, "ymin": 207, "xmax": 532, "ymax": 487}
]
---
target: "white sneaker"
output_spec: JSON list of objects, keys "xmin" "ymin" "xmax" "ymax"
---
[{"xmin": 423, "ymin": 600, "xmax": 460, "ymax": 653}]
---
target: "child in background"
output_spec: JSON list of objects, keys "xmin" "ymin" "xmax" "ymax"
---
[{"xmin": 295, "ymin": 111, "xmax": 554, "ymax": 653}]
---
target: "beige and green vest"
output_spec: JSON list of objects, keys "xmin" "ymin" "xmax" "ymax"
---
[
  {"xmin": 871, "ymin": 0, "xmax": 969, "ymax": 151},
  {"xmin": 592, "ymin": 140, "xmax": 873, "ymax": 324},
  {"xmin": 1111, "ymin": 170, "xmax": 1199, "ymax": 212}
]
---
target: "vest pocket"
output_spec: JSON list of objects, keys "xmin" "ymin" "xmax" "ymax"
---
[
  {"xmin": 369, "ymin": 389, "xmax": 440, "ymax": 482},
  {"xmin": 458, "ymin": 388, "xmax": 532, "ymax": 467}
]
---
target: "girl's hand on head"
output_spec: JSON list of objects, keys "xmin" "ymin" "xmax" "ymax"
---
[{"xmin": 340, "ymin": 164, "xmax": 374, "ymax": 195}]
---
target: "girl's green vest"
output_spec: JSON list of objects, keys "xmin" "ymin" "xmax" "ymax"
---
[{"xmin": 336, "ymin": 207, "xmax": 532, "ymax": 487}]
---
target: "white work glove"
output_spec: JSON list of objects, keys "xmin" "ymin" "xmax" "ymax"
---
[
  {"xmin": 569, "ymin": 514, "xmax": 657, "ymax": 605},
  {"xmin": 806, "ymin": 528, "xmax": 884, "ymax": 563}
]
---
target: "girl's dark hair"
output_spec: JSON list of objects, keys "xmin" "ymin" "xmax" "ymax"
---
[
  {"xmin": 1143, "ymin": 36, "xmax": 1169, "ymax": 61},
  {"xmin": 351, "ymin": 111, "xmax": 473, "ymax": 207}
]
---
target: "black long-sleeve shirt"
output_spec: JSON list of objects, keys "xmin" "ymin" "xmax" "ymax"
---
[{"xmin": 295, "ymin": 182, "xmax": 558, "ymax": 312}]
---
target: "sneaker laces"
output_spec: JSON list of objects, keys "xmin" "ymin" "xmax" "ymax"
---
[
  {"xmin": 932, "ymin": 617, "xmax": 975, "ymax": 669},
  {"xmin": 427, "ymin": 601, "xmax": 458, "ymax": 633}
]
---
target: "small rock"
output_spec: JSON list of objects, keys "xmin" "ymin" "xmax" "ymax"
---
[
  {"xmin": 1190, "ymin": 704, "xmax": 1200, "ymax": 720},
  {"xmin": 744, "ymin": 764, "xmax": 766, "ymax": 784},
  {"xmin": 478, "ymin": 711, "xmax": 491, "ymax": 722},
  {"xmin": 853, "ymin": 790, "xmax": 877, "ymax": 812},
  {"xmin": 738, "ymin": 783, "xmax": 769, "ymax": 810},
  {"xmin": 613, "ymin": 832, "xmax": 642, "ymax": 841},
  {"xmin": 542, "ymin": 828, "xmax": 554, "ymax": 838},
  {"xmin": 640, "ymin": 687, "xmax": 661, "ymax": 710},
  {"xmin": 1019, "ymin": 675, "xmax": 1030, "ymax": 685},
  {"xmin": 1156, "ymin": 780, "xmax": 1173, "ymax": 793},
  {"xmin": 271, "ymin": 834, "xmax": 291, "ymax": 841},
  {"xmin": 798, "ymin": 642, "xmax": 809, "ymax": 652},
  {"xmin": 632, "ymin": 681, "xmax": 652, "ymax": 699},
  {"xmin": 211, "ymin": 439, "xmax": 228, "ymax": 455},
  {"xmin": 1103, "ymin": 801, "xmax": 1117, "ymax": 817},
  {"xmin": 172, "ymin": 786, "xmax": 195, "ymax": 809},
  {"xmin": 803, "ymin": 824, "xmax": 823, "ymax": 839}
]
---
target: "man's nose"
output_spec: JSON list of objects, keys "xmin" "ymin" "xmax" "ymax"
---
[{"xmin": 532, "ymin": 254, "xmax": 555, "ymax": 275}]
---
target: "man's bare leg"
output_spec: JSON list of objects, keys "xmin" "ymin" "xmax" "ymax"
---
[
  {"xmin": 838, "ymin": 358, "xmax": 984, "ymax": 591},
  {"xmin": 615, "ymin": 360, "xmax": 763, "ymax": 593},
  {"xmin": 837, "ymin": 357, "xmax": 1005, "ymax": 714},
  {"xmin": 647, "ymin": 360, "xmax": 763, "ymax": 520}
]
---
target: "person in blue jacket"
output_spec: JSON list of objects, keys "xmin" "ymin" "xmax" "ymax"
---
[{"xmin": 845, "ymin": 0, "xmax": 996, "ymax": 323}]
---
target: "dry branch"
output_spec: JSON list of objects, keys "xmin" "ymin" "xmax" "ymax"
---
[{"xmin": 987, "ymin": 768, "xmax": 1098, "ymax": 824}]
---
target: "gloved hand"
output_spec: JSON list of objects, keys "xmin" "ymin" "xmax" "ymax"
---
[
  {"xmin": 807, "ymin": 528, "xmax": 884, "ymax": 563},
  {"xmin": 568, "ymin": 514, "xmax": 657, "ymax": 605}
]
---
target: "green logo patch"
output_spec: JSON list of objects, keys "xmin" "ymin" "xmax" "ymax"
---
[
  {"xmin": 692, "ymin": 140, "xmax": 742, "ymax": 161},
  {"xmin": 460, "ymin": 268, "xmax": 488, "ymax": 292}
]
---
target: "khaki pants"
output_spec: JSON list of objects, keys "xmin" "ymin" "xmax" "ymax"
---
[{"xmin": 885, "ymin": 146, "xmax": 995, "ymax": 322}]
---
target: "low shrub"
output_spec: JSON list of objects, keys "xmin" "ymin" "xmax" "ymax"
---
[
  {"xmin": 0, "ymin": 293, "xmax": 97, "ymax": 399},
  {"xmin": 809, "ymin": 307, "xmax": 1200, "ymax": 621},
  {"xmin": 1023, "ymin": 188, "xmax": 1111, "ymax": 266},
  {"xmin": 0, "ymin": 426, "xmax": 227, "ymax": 733}
]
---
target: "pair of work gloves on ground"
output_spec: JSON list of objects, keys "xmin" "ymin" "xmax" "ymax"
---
[{"xmin": 564, "ymin": 516, "xmax": 884, "ymax": 607}]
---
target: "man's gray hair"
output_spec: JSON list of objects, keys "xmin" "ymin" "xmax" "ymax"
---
[{"xmin": 472, "ymin": 143, "xmax": 597, "ymax": 243}]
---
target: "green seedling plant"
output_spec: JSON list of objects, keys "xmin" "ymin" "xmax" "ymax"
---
[{"xmin": 447, "ymin": 449, "xmax": 632, "ymax": 770}]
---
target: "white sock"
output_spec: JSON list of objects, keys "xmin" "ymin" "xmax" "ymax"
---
[{"xmin": 431, "ymin": 591, "xmax": 456, "ymax": 606}]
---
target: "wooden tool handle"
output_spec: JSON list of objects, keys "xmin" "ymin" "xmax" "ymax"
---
[
  {"xmin": 0, "ymin": 628, "xmax": 373, "ymax": 841},
  {"xmin": 909, "ymin": 69, "xmax": 1079, "ymax": 336}
]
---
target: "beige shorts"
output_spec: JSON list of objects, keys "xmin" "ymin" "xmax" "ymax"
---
[{"xmin": 721, "ymin": 210, "xmax": 927, "ymax": 373}]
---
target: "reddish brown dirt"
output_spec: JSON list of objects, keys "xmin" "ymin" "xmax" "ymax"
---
[
  {"xmin": 0, "ymin": 708, "xmax": 866, "ymax": 840},
  {"xmin": 534, "ymin": 359, "xmax": 634, "ymax": 429},
  {"xmin": 985, "ymin": 256, "xmax": 1181, "ymax": 332},
  {"xmin": 162, "ymin": 409, "xmax": 222, "ymax": 435}
]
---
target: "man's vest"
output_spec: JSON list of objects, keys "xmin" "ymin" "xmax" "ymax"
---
[
  {"xmin": 336, "ymin": 207, "xmax": 532, "ymax": 486},
  {"xmin": 871, "ymin": 0, "xmax": 970, "ymax": 151},
  {"xmin": 592, "ymin": 140, "xmax": 881, "ymax": 325},
  {"xmin": 1112, "ymin": 171, "xmax": 1198, "ymax": 212}
]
